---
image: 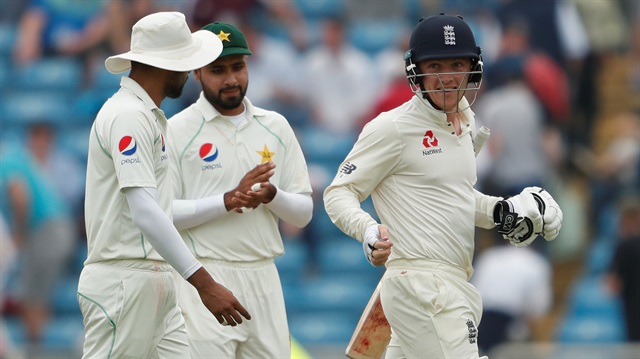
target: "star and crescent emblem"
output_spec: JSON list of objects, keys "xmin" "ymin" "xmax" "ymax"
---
[
  {"xmin": 257, "ymin": 144, "xmax": 275, "ymax": 164},
  {"xmin": 216, "ymin": 30, "xmax": 231, "ymax": 42}
]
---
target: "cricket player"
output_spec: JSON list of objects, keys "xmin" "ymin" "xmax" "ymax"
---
[
  {"xmin": 168, "ymin": 22, "xmax": 313, "ymax": 358},
  {"xmin": 79, "ymin": 12, "xmax": 250, "ymax": 359},
  {"xmin": 324, "ymin": 14, "xmax": 563, "ymax": 359}
]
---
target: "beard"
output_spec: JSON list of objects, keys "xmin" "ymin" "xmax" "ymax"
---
[
  {"xmin": 203, "ymin": 84, "xmax": 247, "ymax": 111},
  {"xmin": 166, "ymin": 84, "xmax": 184, "ymax": 99},
  {"xmin": 166, "ymin": 75, "xmax": 188, "ymax": 99}
]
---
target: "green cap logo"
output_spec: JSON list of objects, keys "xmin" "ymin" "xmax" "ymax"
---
[{"xmin": 202, "ymin": 22, "xmax": 252, "ymax": 58}]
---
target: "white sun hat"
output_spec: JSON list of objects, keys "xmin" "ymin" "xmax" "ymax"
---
[{"xmin": 105, "ymin": 12, "xmax": 222, "ymax": 74}]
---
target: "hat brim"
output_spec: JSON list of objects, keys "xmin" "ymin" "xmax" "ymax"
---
[
  {"xmin": 105, "ymin": 30, "xmax": 222, "ymax": 74},
  {"xmin": 220, "ymin": 47, "xmax": 252, "ymax": 58}
]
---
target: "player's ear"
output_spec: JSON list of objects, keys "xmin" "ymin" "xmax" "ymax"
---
[{"xmin": 194, "ymin": 68, "xmax": 202, "ymax": 81}]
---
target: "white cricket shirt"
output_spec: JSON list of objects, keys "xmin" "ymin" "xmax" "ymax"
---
[
  {"xmin": 324, "ymin": 96, "xmax": 499, "ymax": 277},
  {"xmin": 84, "ymin": 76, "xmax": 172, "ymax": 264},
  {"xmin": 168, "ymin": 93, "xmax": 312, "ymax": 261}
]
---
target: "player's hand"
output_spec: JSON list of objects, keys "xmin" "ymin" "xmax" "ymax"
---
[
  {"xmin": 493, "ymin": 189, "xmax": 543, "ymax": 247},
  {"xmin": 224, "ymin": 162, "xmax": 275, "ymax": 212},
  {"xmin": 522, "ymin": 186, "xmax": 563, "ymax": 241},
  {"xmin": 188, "ymin": 268, "xmax": 251, "ymax": 326},
  {"xmin": 234, "ymin": 181, "xmax": 277, "ymax": 208},
  {"xmin": 363, "ymin": 224, "xmax": 392, "ymax": 266}
]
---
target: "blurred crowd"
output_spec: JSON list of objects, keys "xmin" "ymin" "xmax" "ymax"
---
[{"xmin": 0, "ymin": 0, "xmax": 638, "ymax": 357}]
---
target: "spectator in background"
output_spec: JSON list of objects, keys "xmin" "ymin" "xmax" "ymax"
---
[
  {"xmin": 13, "ymin": 0, "xmax": 110, "ymax": 65},
  {"xmin": 495, "ymin": 0, "xmax": 592, "ymax": 147},
  {"xmin": 358, "ymin": 26, "xmax": 413, "ymax": 130},
  {"xmin": 471, "ymin": 235, "xmax": 552, "ymax": 355},
  {"xmin": 0, "ymin": 214, "xmax": 20, "ymax": 359},
  {"xmin": 187, "ymin": 0, "xmax": 309, "ymax": 51},
  {"xmin": 238, "ymin": 19, "xmax": 308, "ymax": 130},
  {"xmin": 302, "ymin": 15, "xmax": 375, "ymax": 136},
  {"xmin": 570, "ymin": 0, "xmax": 629, "ymax": 145},
  {"xmin": 25, "ymin": 122, "xmax": 85, "ymax": 223},
  {"xmin": 105, "ymin": 0, "xmax": 183, "ymax": 55},
  {"xmin": 0, "ymin": 122, "xmax": 77, "ymax": 349},
  {"xmin": 0, "ymin": 0, "xmax": 28, "ymax": 23},
  {"xmin": 475, "ymin": 56, "xmax": 548, "ymax": 198},
  {"xmin": 582, "ymin": 112, "xmax": 640, "ymax": 224},
  {"xmin": 606, "ymin": 193, "xmax": 640, "ymax": 342}
]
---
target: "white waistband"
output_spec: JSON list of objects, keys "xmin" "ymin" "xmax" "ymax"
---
[
  {"xmin": 387, "ymin": 259, "xmax": 469, "ymax": 280},
  {"xmin": 199, "ymin": 257, "xmax": 274, "ymax": 269},
  {"xmin": 90, "ymin": 259, "xmax": 173, "ymax": 272}
]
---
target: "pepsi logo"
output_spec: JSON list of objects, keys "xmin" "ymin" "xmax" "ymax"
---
[
  {"xmin": 119, "ymin": 136, "xmax": 137, "ymax": 156},
  {"xmin": 199, "ymin": 143, "xmax": 219, "ymax": 162}
]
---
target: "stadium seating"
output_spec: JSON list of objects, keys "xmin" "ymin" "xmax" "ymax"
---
[
  {"xmin": 41, "ymin": 316, "xmax": 84, "ymax": 352},
  {"xmin": 294, "ymin": 0, "xmax": 344, "ymax": 19},
  {"xmin": 0, "ymin": 22, "xmax": 16, "ymax": 58},
  {"xmin": 317, "ymin": 238, "xmax": 375, "ymax": 275},
  {"xmin": 285, "ymin": 274, "xmax": 377, "ymax": 315},
  {"xmin": 555, "ymin": 276, "xmax": 626, "ymax": 343},
  {"xmin": 555, "ymin": 313, "xmax": 625, "ymax": 343},
  {"xmin": 0, "ymin": 91, "xmax": 76, "ymax": 127},
  {"xmin": 51, "ymin": 276, "xmax": 81, "ymax": 316},
  {"xmin": 275, "ymin": 239, "xmax": 309, "ymax": 283},
  {"xmin": 288, "ymin": 311, "xmax": 358, "ymax": 345},
  {"xmin": 348, "ymin": 19, "xmax": 406, "ymax": 56},
  {"xmin": 299, "ymin": 126, "xmax": 355, "ymax": 165},
  {"xmin": 11, "ymin": 57, "xmax": 83, "ymax": 92},
  {"xmin": 584, "ymin": 237, "xmax": 616, "ymax": 276}
]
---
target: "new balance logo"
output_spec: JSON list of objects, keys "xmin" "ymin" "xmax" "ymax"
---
[{"xmin": 340, "ymin": 162, "xmax": 357, "ymax": 175}]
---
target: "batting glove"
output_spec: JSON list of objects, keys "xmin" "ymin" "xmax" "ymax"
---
[
  {"xmin": 522, "ymin": 186, "xmax": 563, "ymax": 241},
  {"xmin": 363, "ymin": 224, "xmax": 381, "ymax": 265},
  {"xmin": 494, "ymin": 189, "xmax": 544, "ymax": 247}
]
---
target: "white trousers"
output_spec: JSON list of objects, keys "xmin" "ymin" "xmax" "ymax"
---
[
  {"xmin": 78, "ymin": 260, "xmax": 189, "ymax": 359},
  {"xmin": 381, "ymin": 259, "xmax": 483, "ymax": 359},
  {"xmin": 175, "ymin": 258, "xmax": 290, "ymax": 359}
]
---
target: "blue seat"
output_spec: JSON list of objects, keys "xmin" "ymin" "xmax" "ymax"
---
[
  {"xmin": 294, "ymin": 0, "xmax": 344, "ymax": 19},
  {"xmin": 0, "ymin": 22, "xmax": 17, "ymax": 58},
  {"xmin": 275, "ymin": 239, "xmax": 309, "ymax": 282},
  {"xmin": 317, "ymin": 238, "xmax": 377, "ymax": 275},
  {"xmin": 59, "ymin": 124, "xmax": 91, "ymax": 162},
  {"xmin": 555, "ymin": 313, "xmax": 625, "ymax": 343},
  {"xmin": 311, "ymin": 208, "xmax": 347, "ymax": 240},
  {"xmin": 42, "ymin": 315, "xmax": 84, "ymax": 350},
  {"xmin": 4, "ymin": 317, "xmax": 26, "ymax": 345},
  {"xmin": 51, "ymin": 276, "xmax": 81, "ymax": 315},
  {"xmin": 585, "ymin": 238, "xmax": 615, "ymax": 276},
  {"xmin": 286, "ymin": 275, "xmax": 377, "ymax": 314},
  {"xmin": 566, "ymin": 276, "xmax": 620, "ymax": 314},
  {"xmin": 160, "ymin": 96, "xmax": 187, "ymax": 118},
  {"xmin": 73, "ymin": 88, "xmax": 113, "ymax": 124},
  {"xmin": 0, "ymin": 58, "xmax": 10, "ymax": 90},
  {"xmin": 299, "ymin": 126, "xmax": 355, "ymax": 166},
  {"xmin": 91, "ymin": 65, "xmax": 121, "ymax": 92},
  {"xmin": 556, "ymin": 276, "xmax": 626, "ymax": 343},
  {"xmin": 12, "ymin": 58, "xmax": 83, "ymax": 92},
  {"xmin": 288, "ymin": 311, "xmax": 358, "ymax": 345},
  {"xmin": 0, "ymin": 91, "xmax": 76, "ymax": 127},
  {"xmin": 348, "ymin": 19, "xmax": 406, "ymax": 56}
]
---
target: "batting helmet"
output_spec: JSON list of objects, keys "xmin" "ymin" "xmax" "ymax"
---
[{"xmin": 404, "ymin": 14, "xmax": 483, "ymax": 112}]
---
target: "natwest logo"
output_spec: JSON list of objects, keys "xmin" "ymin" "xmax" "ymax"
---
[{"xmin": 422, "ymin": 130, "xmax": 439, "ymax": 148}]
